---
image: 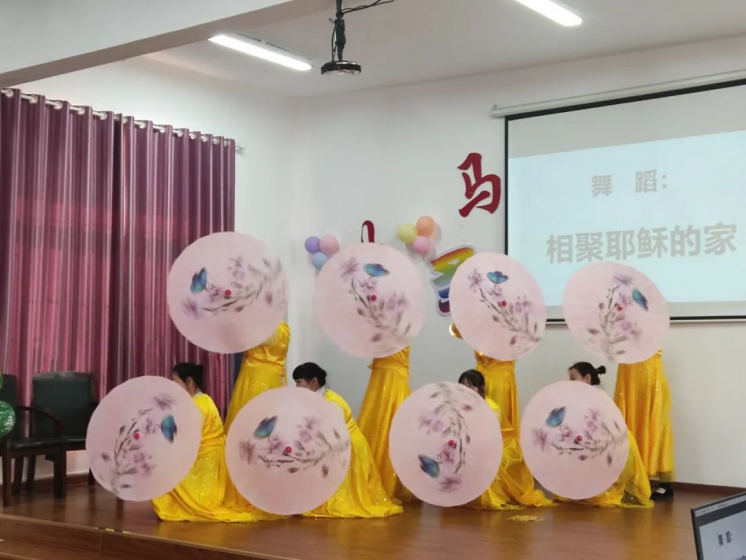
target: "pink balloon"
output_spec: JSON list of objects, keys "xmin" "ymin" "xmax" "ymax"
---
[
  {"xmin": 225, "ymin": 387, "xmax": 351, "ymax": 515},
  {"xmin": 389, "ymin": 382, "xmax": 502, "ymax": 507},
  {"xmin": 86, "ymin": 376, "xmax": 202, "ymax": 501},
  {"xmin": 320, "ymin": 235, "xmax": 340, "ymax": 256},
  {"xmin": 412, "ymin": 236, "xmax": 431, "ymax": 256},
  {"xmin": 416, "ymin": 216, "xmax": 436, "ymax": 237}
]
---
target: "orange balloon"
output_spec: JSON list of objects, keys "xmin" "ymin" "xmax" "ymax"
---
[{"xmin": 416, "ymin": 216, "xmax": 436, "ymax": 237}]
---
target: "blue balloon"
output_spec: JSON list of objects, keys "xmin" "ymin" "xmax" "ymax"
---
[
  {"xmin": 311, "ymin": 252, "xmax": 328, "ymax": 270},
  {"xmin": 305, "ymin": 236, "xmax": 321, "ymax": 254}
]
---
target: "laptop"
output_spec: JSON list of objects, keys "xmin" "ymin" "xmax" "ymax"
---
[{"xmin": 692, "ymin": 492, "xmax": 746, "ymax": 560}]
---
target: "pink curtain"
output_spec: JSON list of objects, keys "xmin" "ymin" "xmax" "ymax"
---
[{"xmin": 0, "ymin": 89, "xmax": 235, "ymax": 411}]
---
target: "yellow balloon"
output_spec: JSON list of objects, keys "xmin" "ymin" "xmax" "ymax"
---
[{"xmin": 397, "ymin": 223, "xmax": 418, "ymax": 244}]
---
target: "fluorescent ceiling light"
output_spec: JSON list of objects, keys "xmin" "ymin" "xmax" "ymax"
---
[
  {"xmin": 209, "ymin": 34, "xmax": 312, "ymax": 72},
  {"xmin": 513, "ymin": 0, "xmax": 582, "ymax": 27}
]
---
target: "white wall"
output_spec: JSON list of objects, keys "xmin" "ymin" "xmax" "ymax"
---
[{"xmin": 290, "ymin": 35, "xmax": 746, "ymax": 488}]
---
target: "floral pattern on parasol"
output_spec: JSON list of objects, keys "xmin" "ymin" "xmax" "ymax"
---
[
  {"xmin": 450, "ymin": 253, "xmax": 546, "ymax": 360},
  {"xmin": 521, "ymin": 381, "xmax": 629, "ymax": 500},
  {"xmin": 96, "ymin": 394, "xmax": 179, "ymax": 496},
  {"xmin": 314, "ymin": 243, "xmax": 424, "ymax": 358},
  {"xmin": 238, "ymin": 415, "xmax": 350, "ymax": 479},
  {"xmin": 226, "ymin": 387, "xmax": 351, "ymax": 515},
  {"xmin": 389, "ymin": 382, "xmax": 502, "ymax": 507},
  {"xmin": 167, "ymin": 232, "xmax": 288, "ymax": 354},
  {"xmin": 86, "ymin": 376, "xmax": 202, "ymax": 501},
  {"xmin": 563, "ymin": 262, "xmax": 669, "ymax": 364}
]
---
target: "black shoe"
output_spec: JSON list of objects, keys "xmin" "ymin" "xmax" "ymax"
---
[{"xmin": 652, "ymin": 484, "xmax": 674, "ymax": 501}]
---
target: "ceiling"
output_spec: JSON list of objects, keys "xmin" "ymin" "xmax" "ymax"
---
[{"xmin": 144, "ymin": 0, "xmax": 746, "ymax": 97}]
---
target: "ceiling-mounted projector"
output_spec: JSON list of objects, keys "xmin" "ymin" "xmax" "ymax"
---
[{"xmin": 321, "ymin": 0, "xmax": 395, "ymax": 77}]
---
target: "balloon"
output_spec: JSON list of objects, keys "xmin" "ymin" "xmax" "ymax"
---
[
  {"xmin": 416, "ymin": 216, "xmax": 436, "ymax": 237},
  {"xmin": 413, "ymin": 236, "xmax": 431, "ymax": 256},
  {"xmin": 312, "ymin": 252, "xmax": 328, "ymax": 270},
  {"xmin": 397, "ymin": 223, "xmax": 417, "ymax": 244},
  {"xmin": 305, "ymin": 236, "xmax": 321, "ymax": 254},
  {"xmin": 320, "ymin": 235, "xmax": 340, "ymax": 256}
]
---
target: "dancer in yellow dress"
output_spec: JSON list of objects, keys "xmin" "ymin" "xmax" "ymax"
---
[
  {"xmin": 224, "ymin": 322, "xmax": 290, "ymax": 433},
  {"xmin": 293, "ymin": 363, "xmax": 403, "ymax": 519},
  {"xmin": 458, "ymin": 370, "xmax": 553, "ymax": 510},
  {"xmin": 450, "ymin": 324, "xmax": 519, "ymax": 435},
  {"xmin": 565, "ymin": 362, "xmax": 652, "ymax": 508},
  {"xmin": 615, "ymin": 350, "xmax": 674, "ymax": 500},
  {"xmin": 152, "ymin": 363, "xmax": 279, "ymax": 522},
  {"xmin": 357, "ymin": 347, "xmax": 411, "ymax": 500}
]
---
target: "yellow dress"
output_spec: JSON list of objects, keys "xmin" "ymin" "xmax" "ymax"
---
[
  {"xmin": 614, "ymin": 350, "xmax": 675, "ymax": 481},
  {"xmin": 476, "ymin": 356, "xmax": 519, "ymax": 437},
  {"xmin": 450, "ymin": 323, "xmax": 519, "ymax": 435},
  {"xmin": 224, "ymin": 322, "xmax": 290, "ymax": 433},
  {"xmin": 304, "ymin": 388, "xmax": 403, "ymax": 519},
  {"xmin": 561, "ymin": 432, "xmax": 653, "ymax": 508},
  {"xmin": 468, "ymin": 397, "xmax": 553, "ymax": 510},
  {"xmin": 152, "ymin": 393, "xmax": 278, "ymax": 522},
  {"xmin": 357, "ymin": 347, "xmax": 411, "ymax": 500}
]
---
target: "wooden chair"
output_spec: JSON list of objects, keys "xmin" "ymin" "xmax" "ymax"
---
[
  {"xmin": 29, "ymin": 372, "xmax": 97, "ymax": 489},
  {"xmin": 0, "ymin": 374, "xmax": 66, "ymax": 507}
]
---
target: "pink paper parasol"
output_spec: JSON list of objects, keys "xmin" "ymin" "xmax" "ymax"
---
[
  {"xmin": 389, "ymin": 382, "xmax": 502, "ymax": 507},
  {"xmin": 563, "ymin": 262, "xmax": 669, "ymax": 364},
  {"xmin": 167, "ymin": 232, "xmax": 288, "ymax": 354},
  {"xmin": 313, "ymin": 243, "xmax": 424, "ymax": 358},
  {"xmin": 520, "ymin": 381, "xmax": 629, "ymax": 500},
  {"xmin": 225, "ymin": 386, "xmax": 351, "ymax": 515},
  {"xmin": 86, "ymin": 376, "xmax": 202, "ymax": 501},
  {"xmin": 450, "ymin": 253, "xmax": 546, "ymax": 360}
]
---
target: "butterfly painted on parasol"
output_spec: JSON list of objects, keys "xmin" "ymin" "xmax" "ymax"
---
[
  {"xmin": 632, "ymin": 289, "xmax": 648, "ymax": 311},
  {"xmin": 545, "ymin": 407, "xmax": 565, "ymax": 428},
  {"xmin": 190, "ymin": 268, "xmax": 208, "ymax": 293},
  {"xmin": 487, "ymin": 271, "xmax": 509, "ymax": 285},
  {"xmin": 418, "ymin": 455, "xmax": 440, "ymax": 478},
  {"xmin": 364, "ymin": 264, "xmax": 390, "ymax": 277},
  {"xmin": 254, "ymin": 416, "xmax": 278, "ymax": 439},
  {"xmin": 160, "ymin": 415, "xmax": 177, "ymax": 442}
]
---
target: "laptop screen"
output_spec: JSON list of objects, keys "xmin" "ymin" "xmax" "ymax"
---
[{"xmin": 692, "ymin": 492, "xmax": 746, "ymax": 560}]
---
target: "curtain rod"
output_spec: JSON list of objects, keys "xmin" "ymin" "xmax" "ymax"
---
[{"xmin": 0, "ymin": 88, "xmax": 244, "ymax": 151}]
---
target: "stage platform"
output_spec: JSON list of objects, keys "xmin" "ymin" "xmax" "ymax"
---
[{"xmin": 0, "ymin": 484, "xmax": 731, "ymax": 560}]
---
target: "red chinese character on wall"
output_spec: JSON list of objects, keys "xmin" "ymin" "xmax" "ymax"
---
[{"xmin": 458, "ymin": 152, "xmax": 501, "ymax": 217}]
